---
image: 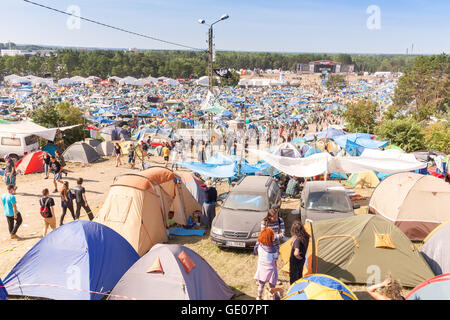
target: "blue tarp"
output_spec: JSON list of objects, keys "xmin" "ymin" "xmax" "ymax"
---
[
  {"xmin": 305, "ymin": 128, "xmax": 345, "ymax": 141},
  {"xmin": 42, "ymin": 144, "xmax": 61, "ymax": 156},
  {"xmin": 3, "ymin": 221, "xmax": 139, "ymax": 300},
  {"xmin": 177, "ymin": 153, "xmax": 270, "ymax": 179},
  {"xmin": 333, "ymin": 133, "xmax": 389, "ymax": 149},
  {"xmin": 303, "ymin": 146, "xmax": 323, "ymax": 157},
  {"xmin": 168, "ymin": 228, "xmax": 206, "ymax": 236},
  {"xmin": 345, "ymin": 139, "xmax": 365, "ymax": 156}
]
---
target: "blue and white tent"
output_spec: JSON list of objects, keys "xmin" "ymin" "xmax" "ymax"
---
[{"xmin": 3, "ymin": 221, "xmax": 139, "ymax": 300}]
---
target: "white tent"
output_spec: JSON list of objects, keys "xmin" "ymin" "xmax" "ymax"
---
[
  {"xmin": 0, "ymin": 120, "xmax": 81, "ymax": 141},
  {"xmin": 119, "ymin": 76, "xmax": 138, "ymax": 86},
  {"xmin": 195, "ymin": 76, "xmax": 209, "ymax": 87}
]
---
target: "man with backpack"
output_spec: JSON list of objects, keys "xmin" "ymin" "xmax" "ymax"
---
[
  {"xmin": 40, "ymin": 188, "xmax": 56, "ymax": 237},
  {"xmin": 73, "ymin": 178, "xmax": 94, "ymax": 221}
]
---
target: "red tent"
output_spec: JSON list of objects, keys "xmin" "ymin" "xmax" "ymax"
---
[
  {"xmin": 427, "ymin": 166, "xmax": 445, "ymax": 179},
  {"xmin": 15, "ymin": 151, "xmax": 44, "ymax": 175}
]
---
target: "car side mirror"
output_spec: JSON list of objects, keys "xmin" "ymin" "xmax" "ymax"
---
[{"xmin": 353, "ymin": 204, "xmax": 361, "ymax": 209}]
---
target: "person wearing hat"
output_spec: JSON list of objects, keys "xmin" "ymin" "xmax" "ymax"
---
[
  {"xmin": 201, "ymin": 179, "xmax": 217, "ymax": 228},
  {"xmin": 3, "ymin": 155, "xmax": 17, "ymax": 193}
]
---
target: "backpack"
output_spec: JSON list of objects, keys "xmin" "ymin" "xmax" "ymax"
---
[{"xmin": 40, "ymin": 198, "xmax": 51, "ymax": 218}]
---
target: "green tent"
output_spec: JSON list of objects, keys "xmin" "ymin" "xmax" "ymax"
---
[
  {"xmin": 385, "ymin": 144, "xmax": 403, "ymax": 151},
  {"xmin": 346, "ymin": 171, "xmax": 380, "ymax": 188},
  {"xmin": 304, "ymin": 215, "xmax": 435, "ymax": 288}
]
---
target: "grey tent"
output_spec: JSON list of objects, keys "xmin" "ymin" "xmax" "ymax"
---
[
  {"xmin": 84, "ymin": 139, "xmax": 102, "ymax": 148},
  {"xmin": 420, "ymin": 220, "xmax": 450, "ymax": 275},
  {"xmin": 99, "ymin": 126, "xmax": 130, "ymax": 141},
  {"xmin": 95, "ymin": 141, "xmax": 115, "ymax": 156},
  {"xmin": 63, "ymin": 142, "xmax": 100, "ymax": 163},
  {"xmin": 108, "ymin": 244, "xmax": 234, "ymax": 300}
]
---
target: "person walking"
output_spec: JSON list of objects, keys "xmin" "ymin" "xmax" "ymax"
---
[
  {"xmin": 43, "ymin": 151, "xmax": 51, "ymax": 179},
  {"xmin": 162, "ymin": 143, "xmax": 170, "ymax": 167},
  {"xmin": 289, "ymin": 220, "xmax": 309, "ymax": 285},
  {"xmin": 73, "ymin": 178, "xmax": 94, "ymax": 221},
  {"xmin": 55, "ymin": 150, "xmax": 68, "ymax": 177},
  {"xmin": 128, "ymin": 144, "xmax": 136, "ymax": 169},
  {"xmin": 59, "ymin": 181, "xmax": 75, "ymax": 226},
  {"xmin": 3, "ymin": 156, "xmax": 17, "ymax": 193},
  {"xmin": 114, "ymin": 142, "xmax": 122, "ymax": 167},
  {"xmin": 2, "ymin": 184, "xmax": 22, "ymax": 239},
  {"xmin": 49, "ymin": 155, "xmax": 63, "ymax": 193},
  {"xmin": 201, "ymin": 180, "xmax": 217, "ymax": 228},
  {"xmin": 253, "ymin": 228, "xmax": 279, "ymax": 300},
  {"xmin": 39, "ymin": 188, "xmax": 56, "ymax": 237}
]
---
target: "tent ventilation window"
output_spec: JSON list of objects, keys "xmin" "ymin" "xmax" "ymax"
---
[{"xmin": 374, "ymin": 233, "xmax": 395, "ymax": 249}]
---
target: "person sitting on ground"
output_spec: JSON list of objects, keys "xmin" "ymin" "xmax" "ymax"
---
[
  {"xmin": 254, "ymin": 228, "xmax": 279, "ymax": 300},
  {"xmin": 367, "ymin": 274, "xmax": 405, "ymax": 300}
]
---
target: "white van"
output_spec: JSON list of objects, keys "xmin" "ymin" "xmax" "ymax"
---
[{"xmin": 0, "ymin": 132, "xmax": 40, "ymax": 161}]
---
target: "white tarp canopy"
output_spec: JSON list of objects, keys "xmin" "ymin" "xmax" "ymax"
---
[
  {"xmin": 251, "ymin": 148, "xmax": 427, "ymax": 177},
  {"xmin": 0, "ymin": 120, "xmax": 81, "ymax": 141}
]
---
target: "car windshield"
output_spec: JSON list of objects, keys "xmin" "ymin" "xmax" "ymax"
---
[
  {"xmin": 223, "ymin": 193, "xmax": 268, "ymax": 212},
  {"xmin": 306, "ymin": 191, "xmax": 352, "ymax": 212}
]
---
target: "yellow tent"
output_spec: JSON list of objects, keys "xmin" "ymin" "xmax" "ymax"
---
[{"xmin": 346, "ymin": 171, "xmax": 380, "ymax": 188}]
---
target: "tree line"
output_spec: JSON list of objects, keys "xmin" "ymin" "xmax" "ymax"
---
[
  {"xmin": 0, "ymin": 46, "xmax": 417, "ymax": 79},
  {"xmin": 343, "ymin": 54, "xmax": 449, "ymax": 153}
]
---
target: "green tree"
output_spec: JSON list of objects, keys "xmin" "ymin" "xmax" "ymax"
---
[
  {"xmin": 393, "ymin": 54, "xmax": 449, "ymax": 120},
  {"xmin": 422, "ymin": 122, "xmax": 450, "ymax": 154},
  {"xmin": 326, "ymin": 74, "xmax": 347, "ymax": 90},
  {"xmin": 375, "ymin": 118, "xmax": 425, "ymax": 152},
  {"xmin": 31, "ymin": 101, "xmax": 85, "ymax": 145},
  {"xmin": 344, "ymin": 99, "xmax": 378, "ymax": 133}
]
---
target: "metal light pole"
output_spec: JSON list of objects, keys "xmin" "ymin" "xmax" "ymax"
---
[{"xmin": 198, "ymin": 14, "xmax": 229, "ymax": 154}]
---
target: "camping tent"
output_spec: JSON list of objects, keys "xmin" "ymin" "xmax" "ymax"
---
[
  {"xmin": 303, "ymin": 215, "xmax": 435, "ymax": 288},
  {"xmin": 406, "ymin": 274, "xmax": 450, "ymax": 300},
  {"xmin": 95, "ymin": 167, "xmax": 198, "ymax": 256},
  {"xmin": 84, "ymin": 138, "xmax": 102, "ymax": 148},
  {"xmin": 42, "ymin": 144, "xmax": 61, "ymax": 156},
  {"xmin": 2, "ymin": 221, "xmax": 139, "ymax": 300},
  {"xmin": 420, "ymin": 220, "xmax": 450, "ymax": 275},
  {"xmin": 369, "ymin": 172, "xmax": 450, "ymax": 241},
  {"xmin": 95, "ymin": 141, "xmax": 115, "ymax": 156},
  {"xmin": 15, "ymin": 151, "xmax": 44, "ymax": 174},
  {"xmin": 177, "ymin": 172, "xmax": 206, "ymax": 205},
  {"xmin": 346, "ymin": 171, "xmax": 380, "ymax": 188},
  {"xmin": 109, "ymin": 244, "xmax": 234, "ymax": 300},
  {"xmin": 0, "ymin": 278, "xmax": 7, "ymax": 300},
  {"xmin": 99, "ymin": 126, "xmax": 130, "ymax": 141},
  {"xmin": 283, "ymin": 274, "xmax": 358, "ymax": 300},
  {"xmin": 63, "ymin": 142, "xmax": 100, "ymax": 163}
]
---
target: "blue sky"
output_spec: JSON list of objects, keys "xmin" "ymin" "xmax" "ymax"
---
[{"xmin": 1, "ymin": 0, "xmax": 449, "ymax": 54}]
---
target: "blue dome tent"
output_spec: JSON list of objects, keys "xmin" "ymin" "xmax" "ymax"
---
[{"xmin": 3, "ymin": 221, "xmax": 139, "ymax": 300}]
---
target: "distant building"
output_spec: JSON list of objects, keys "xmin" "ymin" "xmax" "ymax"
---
[{"xmin": 0, "ymin": 49, "xmax": 55, "ymax": 57}]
